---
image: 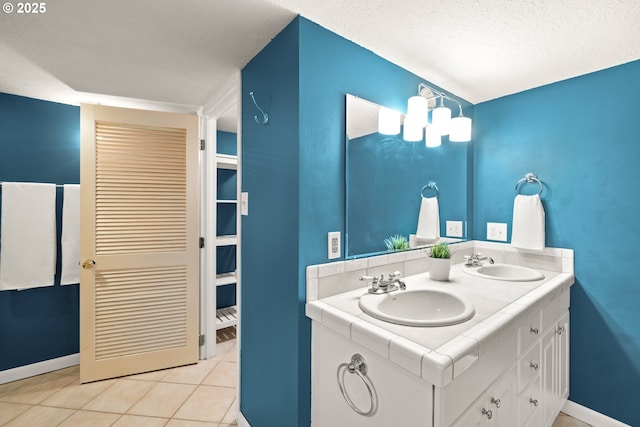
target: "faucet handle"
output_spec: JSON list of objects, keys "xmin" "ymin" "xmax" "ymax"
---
[
  {"xmin": 388, "ymin": 271, "xmax": 401, "ymax": 279},
  {"xmin": 359, "ymin": 275, "xmax": 375, "ymax": 283}
]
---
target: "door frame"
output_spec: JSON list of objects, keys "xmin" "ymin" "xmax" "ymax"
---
[{"xmin": 200, "ymin": 73, "xmax": 241, "ymax": 360}]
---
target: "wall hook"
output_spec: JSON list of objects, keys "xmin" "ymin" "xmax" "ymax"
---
[{"xmin": 249, "ymin": 91, "xmax": 269, "ymax": 125}]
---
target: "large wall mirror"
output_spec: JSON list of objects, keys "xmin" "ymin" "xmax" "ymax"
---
[{"xmin": 345, "ymin": 94, "xmax": 469, "ymax": 258}]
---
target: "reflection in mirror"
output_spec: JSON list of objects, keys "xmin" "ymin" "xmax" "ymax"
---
[{"xmin": 345, "ymin": 94, "xmax": 468, "ymax": 258}]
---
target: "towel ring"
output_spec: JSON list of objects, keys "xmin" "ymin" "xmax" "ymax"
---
[
  {"xmin": 336, "ymin": 354, "xmax": 378, "ymax": 416},
  {"xmin": 515, "ymin": 173, "xmax": 543, "ymax": 195},
  {"xmin": 421, "ymin": 181, "xmax": 439, "ymax": 199}
]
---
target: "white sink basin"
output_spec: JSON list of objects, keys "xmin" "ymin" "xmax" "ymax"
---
[
  {"xmin": 464, "ymin": 263, "xmax": 544, "ymax": 282},
  {"xmin": 358, "ymin": 289, "xmax": 475, "ymax": 327}
]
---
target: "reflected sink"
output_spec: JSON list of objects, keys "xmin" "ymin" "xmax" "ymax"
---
[
  {"xmin": 464, "ymin": 263, "xmax": 544, "ymax": 282},
  {"xmin": 358, "ymin": 289, "xmax": 475, "ymax": 327}
]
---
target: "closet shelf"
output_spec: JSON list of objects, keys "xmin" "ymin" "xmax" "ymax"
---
[
  {"xmin": 216, "ymin": 154, "xmax": 237, "ymax": 170},
  {"xmin": 216, "ymin": 235, "xmax": 238, "ymax": 246},
  {"xmin": 216, "ymin": 306, "xmax": 238, "ymax": 330},
  {"xmin": 216, "ymin": 271, "xmax": 237, "ymax": 286}
]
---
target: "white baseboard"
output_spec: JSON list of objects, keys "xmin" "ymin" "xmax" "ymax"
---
[
  {"xmin": 0, "ymin": 353, "xmax": 79, "ymax": 385},
  {"xmin": 563, "ymin": 400, "xmax": 631, "ymax": 427},
  {"xmin": 237, "ymin": 411, "xmax": 251, "ymax": 427}
]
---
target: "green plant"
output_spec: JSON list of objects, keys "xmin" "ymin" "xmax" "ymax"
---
[
  {"xmin": 384, "ymin": 234, "xmax": 409, "ymax": 251},
  {"xmin": 429, "ymin": 242, "xmax": 451, "ymax": 259}
]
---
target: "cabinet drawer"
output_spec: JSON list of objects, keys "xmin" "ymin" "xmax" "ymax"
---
[
  {"xmin": 542, "ymin": 288, "xmax": 570, "ymax": 333},
  {"xmin": 518, "ymin": 340, "xmax": 541, "ymax": 393},
  {"xmin": 518, "ymin": 309, "xmax": 541, "ymax": 355},
  {"xmin": 517, "ymin": 374, "xmax": 541, "ymax": 426}
]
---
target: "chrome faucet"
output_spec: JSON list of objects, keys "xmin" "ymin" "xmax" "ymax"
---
[
  {"xmin": 360, "ymin": 271, "xmax": 406, "ymax": 294},
  {"xmin": 464, "ymin": 252, "xmax": 495, "ymax": 267}
]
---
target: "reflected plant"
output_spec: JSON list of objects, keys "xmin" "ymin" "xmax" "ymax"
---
[{"xmin": 384, "ymin": 234, "xmax": 409, "ymax": 252}]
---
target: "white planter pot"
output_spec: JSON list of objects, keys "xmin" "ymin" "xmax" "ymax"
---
[{"xmin": 429, "ymin": 257, "xmax": 451, "ymax": 281}]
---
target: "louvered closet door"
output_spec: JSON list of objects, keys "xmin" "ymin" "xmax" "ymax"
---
[{"xmin": 80, "ymin": 105, "xmax": 199, "ymax": 383}]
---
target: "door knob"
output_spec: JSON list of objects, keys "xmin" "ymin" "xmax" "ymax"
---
[{"xmin": 82, "ymin": 259, "xmax": 96, "ymax": 269}]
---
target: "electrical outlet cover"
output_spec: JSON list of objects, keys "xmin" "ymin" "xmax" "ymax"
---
[
  {"xmin": 487, "ymin": 222, "xmax": 507, "ymax": 241},
  {"xmin": 446, "ymin": 220, "xmax": 464, "ymax": 238},
  {"xmin": 328, "ymin": 231, "xmax": 341, "ymax": 259}
]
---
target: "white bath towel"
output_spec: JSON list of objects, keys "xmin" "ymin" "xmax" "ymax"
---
[
  {"xmin": 416, "ymin": 197, "xmax": 440, "ymax": 241},
  {"xmin": 60, "ymin": 184, "xmax": 80, "ymax": 285},
  {"xmin": 511, "ymin": 194, "xmax": 545, "ymax": 251},
  {"xmin": 0, "ymin": 182, "xmax": 57, "ymax": 290}
]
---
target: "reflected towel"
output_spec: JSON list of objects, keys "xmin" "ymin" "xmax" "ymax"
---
[
  {"xmin": 0, "ymin": 182, "xmax": 57, "ymax": 290},
  {"xmin": 511, "ymin": 194, "xmax": 545, "ymax": 251},
  {"xmin": 60, "ymin": 184, "xmax": 80, "ymax": 285},
  {"xmin": 416, "ymin": 197, "xmax": 440, "ymax": 241}
]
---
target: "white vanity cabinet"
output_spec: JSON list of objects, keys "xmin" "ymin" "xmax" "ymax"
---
[{"xmin": 308, "ymin": 253, "xmax": 573, "ymax": 427}]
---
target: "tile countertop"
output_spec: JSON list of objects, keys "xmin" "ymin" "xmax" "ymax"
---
[{"xmin": 306, "ymin": 262, "xmax": 575, "ymax": 388}]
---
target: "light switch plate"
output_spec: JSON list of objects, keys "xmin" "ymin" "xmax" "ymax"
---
[
  {"xmin": 487, "ymin": 222, "xmax": 507, "ymax": 241},
  {"xmin": 446, "ymin": 220, "xmax": 464, "ymax": 238},
  {"xmin": 328, "ymin": 231, "xmax": 341, "ymax": 259},
  {"xmin": 241, "ymin": 192, "xmax": 248, "ymax": 216}
]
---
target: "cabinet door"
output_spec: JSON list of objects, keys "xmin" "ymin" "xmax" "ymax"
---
[
  {"xmin": 556, "ymin": 312, "xmax": 570, "ymax": 403},
  {"xmin": 541, "ymin": 326, "xmax": 556, "ymax": 427}
]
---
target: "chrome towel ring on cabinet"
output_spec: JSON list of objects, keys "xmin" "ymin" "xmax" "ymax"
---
[
  {"xmin": 336, "ymin": 353, "xmax": 378, "ymax": 416},
  {"xmin": 515, "ymin": 173, "xmax": 544, "ymax": 195},
  {"xmin": 420, "ymin": 181, "xmax": 439, "ymax": 198}
]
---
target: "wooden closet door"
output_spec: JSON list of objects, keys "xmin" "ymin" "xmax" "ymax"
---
[{"xmin": 79, "ymin": 104, "xmax": 199, "ymax": 383}]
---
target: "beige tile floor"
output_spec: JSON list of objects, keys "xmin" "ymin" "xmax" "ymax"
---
[
  {"xmin": 553, "ymin": 412, "xmax": 592, "ymax": 427},
  {"xmin": 0, "ymin": 325, "xmax": 591, "ymax": 427},
  {"xmin": 0, "ymin": 329, "xmax": 238, "ymax": 427}
]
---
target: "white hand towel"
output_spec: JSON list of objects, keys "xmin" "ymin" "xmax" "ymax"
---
[
  {"xmin": 60, "ymin": 184, "xmax": 80, "ymax": 285},
  {"xmin": 416, "ymin": 197, "xmax": 440, "ymax": 241},
  {"xmin": 511, "ymin": 194, "xmax": 545, "ymax": 251},
  {"xmin": 0, "ymin": 182, "xmax": 57, "ymax": 290}
]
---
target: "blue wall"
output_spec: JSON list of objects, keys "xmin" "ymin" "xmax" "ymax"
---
[
  {"xmin": 0, "ymin": 92, "xmax": 80, "ymax": 371},
  {"xmin": 473, "ymin": 60, "xmax": 640, "ymax": 426},
  {"xmin": 241, "ymin": 16, "xmax": 471, "ymax": 427},
  {"xmin": 241, "ymin": 18, "xmax": 302, "ymax": 427}
]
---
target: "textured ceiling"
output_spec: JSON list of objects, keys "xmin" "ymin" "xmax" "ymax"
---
[
  {"xmin": 0, "ymin": 0, "xmax": 638, "ymax": 112},
  {"xmin": 268, "ymin": 0, "xmax": 640, "ymax": 103}
]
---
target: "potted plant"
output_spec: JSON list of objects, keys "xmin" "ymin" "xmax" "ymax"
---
[
  {"xmin": 384, "ymin": 234, "xmax": 409, "ymax": 252},
  {"xmin": 427, "ymin": 242, "xmax": 451, "ymax": 281}
]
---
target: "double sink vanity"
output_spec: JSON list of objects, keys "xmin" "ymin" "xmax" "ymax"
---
[{"xmin": 306, "ymin": 240, "xmax": 574, "ymax": 427}]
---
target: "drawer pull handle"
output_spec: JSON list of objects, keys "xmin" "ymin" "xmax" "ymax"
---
[
  {"xmin": 530, "ymin": 327, "xmax": 539, "ymax": 335},
  {"xmin": 491, "ymin": 397, "xmax": 501, "ymax": 408},
  {"xmin": 530, "ymin": 362, "xmax": 539, "ymax": 370},
  {"xmin": 337, "ymin": 354, "xmax": 378, "ymax": 416},
  {"xmin": 556, "ymin": 326, "xmax": 565, "ymax": 335},
  {"xmin": 530, "ymin": 398, "xmax": 539, "ymax": 407},
  {"xmin": 481, "ymin": 408, "xmax": 493, "ymax": 419}
]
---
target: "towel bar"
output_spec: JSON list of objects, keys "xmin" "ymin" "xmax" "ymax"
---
[
  {"xmin": 515, "ymin": 173, "xmax": 543, "ymax": 195},
  {"xmin": 420, "ymin": 181, "xmax": 439, "ymax": 198}
]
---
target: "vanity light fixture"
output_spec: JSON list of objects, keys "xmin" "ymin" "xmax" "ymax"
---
[
  {"xmin": 378, "ymin": 106, "xmax": 402, "ymax": 135},
  {"xmin": 425, "ymin": 124, "xmax": 441, "ymax": 148},
  {"xmin": 432, "ymin": 96, "xmax": 452, "ymax": 136},
  {"xmin": 404, "ymin": 83, "xmax": 472, "ymax": 143},
  {"xmin": 449, "ymin": 104, "xmax": 472, "ymax": 142},
  {"xmin": 403, "ymin": 114, "xmax": 423, "ymax": 142},
  {"xmin": 407, "ymin": 95, "xmax": 429, "ymax": 128}
]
